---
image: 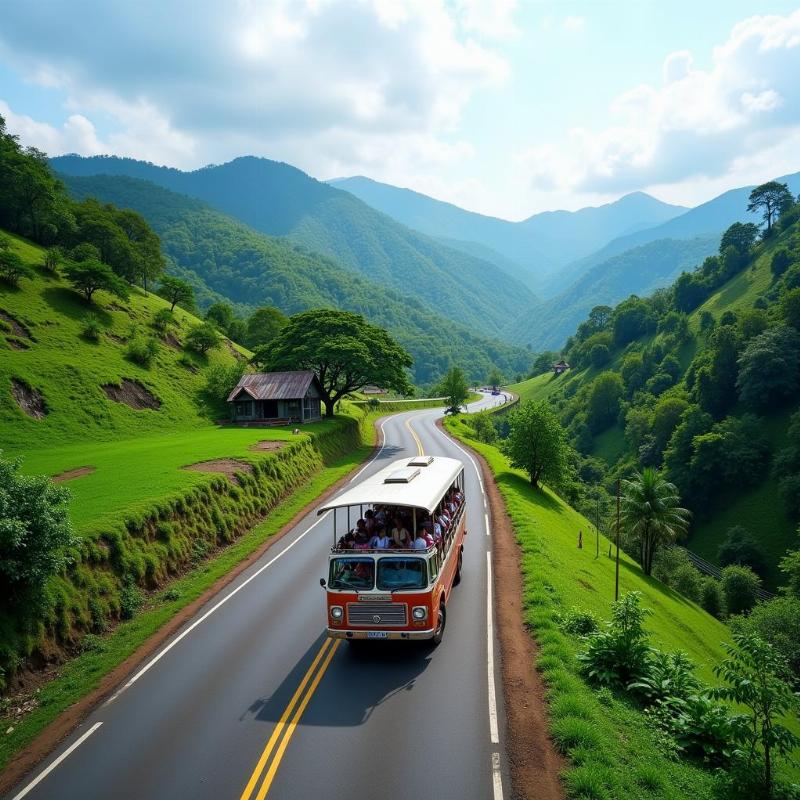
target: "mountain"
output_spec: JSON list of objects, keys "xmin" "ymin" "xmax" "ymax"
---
[
  {"xmin": 512, "ymin": 235, "xmax": 721, "ymax": 350},
  {"xmin": 51, "ymin": 155, "xmax": 539, "ymax": 341},
  {"xmin": 60, "ymin": 173, "xmax": 532, "ymax": 385},
  {"xmin": 329, "ymin": 175, "xmax": 686, "ymax": 291}
]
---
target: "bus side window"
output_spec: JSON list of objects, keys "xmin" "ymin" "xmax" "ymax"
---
[{"xmin": 429, "ymin": 553, "xmax": 440, "ymax": 583}]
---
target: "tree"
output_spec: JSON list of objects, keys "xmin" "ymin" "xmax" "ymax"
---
[
  {"xmin": 185, "ymin": 321, "xmax": 220, "ymax": 354},
  {"xmin": 63, "ymin": 258, "xmax": 129, "ymax": 303},
  {"xmin": 486, "ymin": 367, "xmax": 503, "ymax": 389},
  {"xmin": 438, "ymin": 366, "xmax": 469, "ymax": 413},
  {"xmin": 246, "ymin": 307, "xmax": 287, "ymax": 349},
  {"xmin": 692, "ymin": 325, "xmax": 741, "ymax": 417},
  {"xmin": 718, "ymin": 526, "xmax": 767, "ymax": 575},
  {"xmin": 780, "ymin": 288, "xmax": 800, "ymax": 330},
  {"xmin": 620, "ymin": 468, "xmax": 691, "ymax": 575},
  {"xmin": 0, "ymin": 453, "xmax": 75, "ymax": 605},
  {"xmin": 771, "ymin": 249, "xmax": 792, "ymax": 279},
  {"xmin": 589, "ymin": 343, "xmax": 610, "ymax": 368},
  {"xmin": 265, "ymin": 309, "xmax": 413, "ymax": 417},
  {"xmin": 737, "ymin": 325, "xmax": 800, "ymax": 411},
  {"xmin": 531, "ymin": 351, "xmax": 559, "ymax": 376},
  {"xmin": 721, "ymin": 565, "xmax": 761, "ymax": 615},
  {"xmin": 0, "ymin": 250, "xmax": 34, "ymax": 286},
  {"xmin": 158, "ymin": 275, "xmax": 194, "ymax": 312},
  {"xmin": 503, "ymin": 400, "xmax": 571, "ymax": 489},
  {"xmin": 587, "ymin": 371, "xmax": 624, "ymax": 433},
  {"xmin": 205, "ymin": 302, "xmax": 235, "ymax": 331},
  {"xmin": 673, "ymin": 272, "xmax": 708, "ymax": 313},
  {"xmin": 713, "ymin": 634, "xmax": 799, "ymax": 797},
  {"xmin": 43, "ymin": 245, "xmax": 61, "ymax": 274},
  {"xmin": 720, "ymin": 221, "xmax": 760, "ymax": 255},
  {"xmin": 748, "ymin": 181, "xmax": 794, "ymax": 231},
  {"xmin": 613, "ymin": 297, "xmax": 656, "ymax": 346}
]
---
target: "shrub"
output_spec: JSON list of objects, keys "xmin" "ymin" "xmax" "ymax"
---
[
  {"xmin": 152, "ymin": 308, "xmax": 175, "ymax": 334},
  {"xmin": 204, "ymin": 361, "xmax": 246, "ymax": 406},
  {"xmin": 671, "ymin": 563, "xmax": 702, "ymax": 601},
  {"xmin": 717, "ymin": 525, "xmax": 767, "ymax": 576},
  {"xmin": 185, "ymin": 321, "xmax": 220, "ymax": 354},
  {"xmin": 628, "ymin": 650, "xmax": 700, "ymax": 706},
  {"xmin": 0, "ymin": 250, "xmax": 34, "ymax": 285},
  {"xmin": 470, "ymin": 411, "xmax": 497, "ymax": 444},
  {"xmin": 720, "ymin": 565, "xmax": 761, "ymax": 615},
  {"xmin": 699, "ymin": 577, "xmax": 725, "ymax": 618},
  {"xmin": 43, "ymin": 246, "xmax": 62, "ymax": 274},
  {"xmin": 119, "ymin": 583, "xmax": 144, "ymax": 620},
  {"xmin": 125, "ymin": 335, "xmax": 160, "ymax": 367},
  {"xmin": 578, "ymin": 592, "xmax": 652, "ymax": 687},
  {"xmin": 81, "ymin": 314, "xmax": 103, "ymax": 343},
  {"xmin": 558, "ymin": 607, "xmax": 599, "ymax": 637}
]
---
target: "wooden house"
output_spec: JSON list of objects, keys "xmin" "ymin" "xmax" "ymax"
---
[
  {"xmin": 553, "ymin": 360, "xmax": 570, "ymax": 375},
  {"xmin": 227, "ymin": 371, "xmax": 323, "ymax": 424}
]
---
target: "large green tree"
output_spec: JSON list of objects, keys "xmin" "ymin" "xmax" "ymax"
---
[
  {"xmin": 747, "ymin": 181, "xmax": 793, "ymax": 231},
  {"xmin": 63, "ymin": 258, "xmax": 130, "ymax": 303},
  {"xmin": 587, "ymin": 371, "xmax": 624, "ymax": 433},
  {"xmin": 736, "ymin": 325, "xmax": 800, "ymax": 411},
  {"xmin": 265, "ymin": 309, "xmax": 413, "ymax": 417},
  {"xmin": 504, "ymin": 400, "xmax": 571, "ymax": 489},
  {"xmin": 620, "ymin": 468, "xmax": 690, "ymax": 575},
  {"xmin": 158, "ymin": 275, "xmax": 195, "ymax": 312},
  {"xmin": 437, "ymin": 366, "xmax": 469, "ymax": 412},
  {"xmin": 246, "ymin": 306, "xmax": 287, "ymax": 349}
]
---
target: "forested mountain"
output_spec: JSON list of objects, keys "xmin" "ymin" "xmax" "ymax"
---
[
  {"xmin": 61, "ymin": 174, "xmax": 531, "ymax": 384},
  {"xmin": 512, "ymin": 235, "xmax": 720, "ymax": 350},
  {"xmin": 330, "ymin": 175, "xmax": 685, "ymax": 290},
  {"xmin": 51, "ymin": 155, "xmax": 538, "ymax": 340},
  {"xmin": 510, "ymin": 188, "xmax": 800, "ymax": 589}
]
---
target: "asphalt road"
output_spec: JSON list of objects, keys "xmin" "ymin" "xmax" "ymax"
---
[{"xmin": 8, "ymin": 393, "xmax": 509, "ymax": 800}]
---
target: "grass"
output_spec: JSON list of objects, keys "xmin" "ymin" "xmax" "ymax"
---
[
  {"xmin": 0, "ymin": 429, "xmax": 376, "ymax": 772},
  {"xmin": 445, "ymin": 415, "xmax": 799, "ymax": 796},
  {"xmin": 590, "ymin": 424, "xmax": 626, "ymax": 465}
]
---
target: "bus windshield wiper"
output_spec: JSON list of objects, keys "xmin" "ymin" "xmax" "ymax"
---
[{"xmin": 335, "ymin": 579, "xmax": 361, "ymax": 593}]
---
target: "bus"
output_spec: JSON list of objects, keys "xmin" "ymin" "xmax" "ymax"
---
[{"xmin": 318, "ymin": 455, "xmax": 466, "ymax": 644}]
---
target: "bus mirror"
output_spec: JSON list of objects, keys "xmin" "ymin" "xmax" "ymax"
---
[{"xmin": 319, "ymin": 577, "xmax": 326, "ymax": 588}]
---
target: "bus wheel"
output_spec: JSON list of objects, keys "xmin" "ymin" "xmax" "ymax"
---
[
  {"xmin": 454, "ymin": 551, "xmax": 463, "ymax": 586},
  {"xmin": 433, "ymin": 603, "xmax": 446, "ymax": 645}
]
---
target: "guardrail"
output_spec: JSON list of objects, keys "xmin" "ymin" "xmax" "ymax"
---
[{"xmin": 678, "ymin": 547, "xmax": 775, "ymax": 601}]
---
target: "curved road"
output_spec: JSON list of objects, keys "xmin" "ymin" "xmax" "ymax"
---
[{"xmin": 8, "ymin": 393, "xmax": 510, "ymax": 800}]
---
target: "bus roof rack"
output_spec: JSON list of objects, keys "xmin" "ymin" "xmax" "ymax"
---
[
  {"xmin": 407, "ymin": 455, "xmax": 434, "ymax": 466},
  {"xmin": 384, "ymin": 467, "xmax": 421, "ymax": 484}
]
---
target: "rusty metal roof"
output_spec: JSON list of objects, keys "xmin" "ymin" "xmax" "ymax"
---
[{"xmin": 227, "ymin": 371, "xmax": 318, "ymax": 402}]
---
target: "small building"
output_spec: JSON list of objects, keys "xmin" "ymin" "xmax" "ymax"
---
[
  {"xmin": 553, "ymin": 360, "xmax": 570, "ymax": 376},
  {"xmin": 227, "ymin": 371, "xmax": 323, "ymax": 424},
  {"xmin": 362, "ymin": 385, "xmax": 388, "ymax": 395}
]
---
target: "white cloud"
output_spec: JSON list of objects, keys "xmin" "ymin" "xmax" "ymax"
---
[
  {"xmin": 0, "ymin": 100, "xmax": 107, "ymax": 155},
  {"xmin": 517, "ymin": 10, "xmax": 800, "ymax": 195},
  {"xmin": 0, "ymin": 0, "xmax": 510, "ymax": 177}
]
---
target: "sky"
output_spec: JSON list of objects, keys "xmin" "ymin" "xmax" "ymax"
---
[{"xmin": 1, "ymin": 1, "xmax": 799, "ymax": 220}]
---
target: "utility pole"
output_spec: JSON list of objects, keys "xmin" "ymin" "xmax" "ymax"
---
[
  {"xmin": 594, "ymin": 485, "xmax": 600, "ymax": 559},
  {"xmin": 615, "ymin": 479, "xmax": 621, "ymax": 602}
]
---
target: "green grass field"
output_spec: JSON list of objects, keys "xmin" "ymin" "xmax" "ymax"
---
[{"xmin": 445, "ymin": 415, "xmax": 799, "ymax": 797}]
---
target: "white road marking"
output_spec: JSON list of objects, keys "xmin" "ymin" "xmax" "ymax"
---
[
  {"xmin": 486, "ymin": 551, "xmax": 499, "ymax": 745},
  {"xmin": 349, "ymin": 418, "xmax": 388, "ymax": 482},
  {"xmin": 492, "ymin": 751, "xmax": 504, "ymax": 800},
  {"xmin": 105, "ymin": 511, "xmax": 331, "ymax": 704},
  {"xmin": 485, "ymin": 512, "xmax": 490, "ymax": 537},
  {"xmin": 11, "ymin": 722, "xmax": 103, "ymax": 800}
]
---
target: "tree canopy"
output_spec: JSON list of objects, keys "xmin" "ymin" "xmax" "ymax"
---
[
  {"xmin": 264, "ymin": 309, "xmax": 413, "ymax": 417},
  {"xmin": 158, "ymin": 275, "xmax": 195, "ymax": 312},
  {"xmin": 747, "ymin": 181, "xmax": 793, "ymax": 231},
  {"xmin": 63, "ymin": 258, "xmax": 130, "ymax": 303},
  {"xmin": 437, "ymin": 366, "xmax": 469, "ymax": 413}
]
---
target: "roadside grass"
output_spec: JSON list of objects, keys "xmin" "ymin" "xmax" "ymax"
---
[
  {"xmin": 19, "ymin": 422, "xmax": 339, "ymax": 529},
  {"xmin": 590, "ymin": 424, "xmax": 626, "ymax": 465},
  {"xmin": 445, "ymin": 415, "xmax": 800, "ymax": 797},
  {"xmin": 0, "ymin": 432, "xmax": 375, "ymax": 772}
]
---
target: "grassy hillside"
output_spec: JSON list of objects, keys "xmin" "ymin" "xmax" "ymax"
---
[
  {"xmin": 51, "ymin": 155, "xmax": 539, "ymax": 342},
  {"xmin": 510, "ymin": 205, "xmax": 800, "ymax": 591},
  {"xmin": 446, "ymin": 416, "xmax": 800, "ymax": 797},
  {"xmin": 59, "ymin": 173, "xmax": 532, "ymax": 385}
]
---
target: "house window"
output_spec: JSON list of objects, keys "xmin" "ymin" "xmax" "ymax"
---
[
  {"xmin": 304, "ymin": 397, "xmax": 320, "ymax": 419},
  {"xmin": 234, "ymin": 400, "xmax": 252, "ymax": 417}
]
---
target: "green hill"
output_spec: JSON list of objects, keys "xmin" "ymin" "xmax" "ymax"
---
[
  {"xmin": 58, "ymin": 173, "xmax": 531, "ymax": 386},
  {"xmin": 510, "ymin": 200, "xmax": 800, "ymax": 590},
  {"xmin": 51, "ymin": 155, "xmax": 539, "ymax": 341}
]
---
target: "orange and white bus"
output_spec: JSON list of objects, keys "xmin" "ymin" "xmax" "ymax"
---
[{"xmin": 318, "ymin": 455, "xmax": 466, "ymax": 644}]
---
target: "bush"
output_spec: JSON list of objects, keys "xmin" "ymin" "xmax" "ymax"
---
[
  {"xmin": 185, "ymin": 321, "xmax": 220, "ymax": 354},
  {"xmin": 43, "ymin": 246, "xmax": 62, "ymax": 274},
  {"xmin": 152, "ymin": 308, "xmax": 175, "ymax": 335},
  {"xmin": 559, "ymin": 607, "xmax": 599, "ymax": 637},
  {"xmin": 0, "ymin": 250, "xmax": 34, "ymax": 285},
  {"xmin": 671, "ymin": 563, "xmax": 702, "ymax": 601},
  {"xmin": 720, "ymin": 565, "xmax": 761, "ymax": 616},
  {"xmin": 119, "ymin": 583, "xmax": 144, "ymax": 620},
  {"xmin": 628, "ymin": 650, "xmax": 700, "ymax": 706},
  {"xmin": 204, "ymin": 362, "xmax": 247, "ymax": 406},
  {"xmin": 470, "ymin": 411, "xmax": 497, "ymax": 444},
  {"xmin": 652, "ymin": 546, "xmax": 694, "ymax": 586},
  {"xmin": 125, "ymin": 334, "xmax": 160, "ymax": 367},
  {"xmin": 578, "ymin": 592, "xmax": 652, "ymax": 687},
  {"xmin": 81, "ymin": 314, "xmax": 103, "ymax": 343},
  {"xmin": 699, "ymin": 577, "xmax": 725, "ymax": 618},
  {"xmin": 717, "ymin": 525, "xmax": 767, "ymax": 576}
]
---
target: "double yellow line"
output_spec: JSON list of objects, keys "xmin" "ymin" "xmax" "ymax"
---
[
  {"xmin": 405, "ymin": 417, "xmax": 425, "ymax": 456},
  {"xmin": 240, "ymin": 638, "xmax": 340, "ymax": 800}
]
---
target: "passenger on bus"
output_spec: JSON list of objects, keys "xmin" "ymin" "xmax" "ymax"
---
[
  {"xmin": 338, "ymin": 531, "xmax": 356, "ymax": 550},
  {"xmin": 370, "ymin": 526, "xmax": 391, "ymax": 549},
  {"xmin": 364, "ymin": 509, "xmax": 376, "ymax": 533},
  {"xmin": 353, "ymin": 529, "xmax": 371, "ymax": 550},
  {"xmin": 390, "ymin": 517, "xmax": 411, "ymax": 549},
  {"xmin": 412, "ymin": 530, "xmax": 429, "ymax": 550}
]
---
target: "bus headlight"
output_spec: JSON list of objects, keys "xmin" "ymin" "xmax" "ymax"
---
[
  {"xmin": 412, "ymin": 606, "xmax": 428, "ymax": 621},
  {"xmin": 330, "ymin": 606, "xmax": 344, "ymax": 621}
]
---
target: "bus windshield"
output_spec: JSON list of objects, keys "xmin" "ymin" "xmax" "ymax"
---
[
  {"xmin": 329, "ymin": 557, "xmax": 374, "ymax": 590},
  {"xmin": 376, "ymin": 557, "xmax": 427, "ymax": 590}
]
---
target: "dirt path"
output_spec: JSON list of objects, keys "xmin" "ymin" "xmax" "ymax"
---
[
  {"xmin": 183, "ymin": 458, "xmax": 253, "ymax": 484},
  {"xmin": 52, "ymin": 466, "xmax": 96, "ymax": 483}
]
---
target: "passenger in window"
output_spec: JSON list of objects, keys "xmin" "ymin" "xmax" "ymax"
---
[
  {"xmin": 353, "ymin": 529, "xmax": 371, "ymax": 550},
  {"xmin": 412, "ymin": 530, "xmax": 429, "ymax": 550},
  {"xmin": 390, "ymin": 517, "xmax": 411, "ymax": 549},
  {"xmin": 370, "ymin": 526, "xmax": 391, "ymax": 549},
  {"xmin": 364, "ymin": 509, "xmax": 376, "ymax": 534}
]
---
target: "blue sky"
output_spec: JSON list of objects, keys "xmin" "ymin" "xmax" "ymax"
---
[{"xmin": 1, "ymin": 1, "xmax": 799, "ymax": 219}]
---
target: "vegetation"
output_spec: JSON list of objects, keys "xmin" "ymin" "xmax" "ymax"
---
[
  {"xmin": 158, "ymin": 275, "xmax": 194, "ymax": 312},
  {"xmin": 265, "ymin": 309, "xmax": 413, "ymax": 417},
  {"xmin": 435, "ymin": 366, "xmax": 469, "ymax": 413}
]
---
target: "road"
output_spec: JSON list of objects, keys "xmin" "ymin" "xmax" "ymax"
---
[{"xmin": 8, "ymin": 393, "xmax": 509, "ymax": 800}]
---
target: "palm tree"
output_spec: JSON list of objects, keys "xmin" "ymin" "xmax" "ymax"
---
[{"xmin": 620, "ymin": 468, "xmax": 691, "ymax": 576}]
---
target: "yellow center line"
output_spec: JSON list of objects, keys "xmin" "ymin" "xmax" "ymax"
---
[
  {"xmin": 254, "ymin": 639, "xmax": 341, "ymax": 800},
  {"xmin": 239, "ymin": 638, "xmax": 335, "ymax": 800},
  {"xmin": 405, "ymin": 417, "xmax": 424, "ymax": 456}
]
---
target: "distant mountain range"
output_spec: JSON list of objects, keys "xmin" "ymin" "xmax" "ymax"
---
[
  {"xmin": 51, "ymin": 155, "xmax": 539, "ymax": 344},
  {"xmin": 329, "ymin": 176, "xmax": 687, "ymax": 292}
]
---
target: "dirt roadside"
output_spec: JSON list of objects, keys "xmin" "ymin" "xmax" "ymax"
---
[
  {"xmin": 0, "ymin": 425, "xmax": 385, "ymax": 796},
  {"xmin": 438, "ymin": 419, "xmax": 565, "ymax": 800}
]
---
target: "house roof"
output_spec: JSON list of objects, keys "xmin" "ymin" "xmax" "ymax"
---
[{"xmin": 227, "ymin": 371, "xmax": 319, "ymax": 402}]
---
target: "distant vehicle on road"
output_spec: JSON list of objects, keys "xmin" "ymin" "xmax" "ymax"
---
[
  {"xmin": 318, "ymin": 455, "xmax": 466, "ymax": 644},
  {"xmin": 491, "ymin": 390, "xmax": 500, "ymax": 396}
]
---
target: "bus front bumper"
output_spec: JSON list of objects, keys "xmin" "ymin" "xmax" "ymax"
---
[{"xmin": 327, "ymin": 627, "xmax": 435, "ymax": 641}]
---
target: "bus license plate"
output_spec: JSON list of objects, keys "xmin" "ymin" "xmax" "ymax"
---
[{"xmin": 367, "ymin": 631, "xmax": 388, "ymax": 639}]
